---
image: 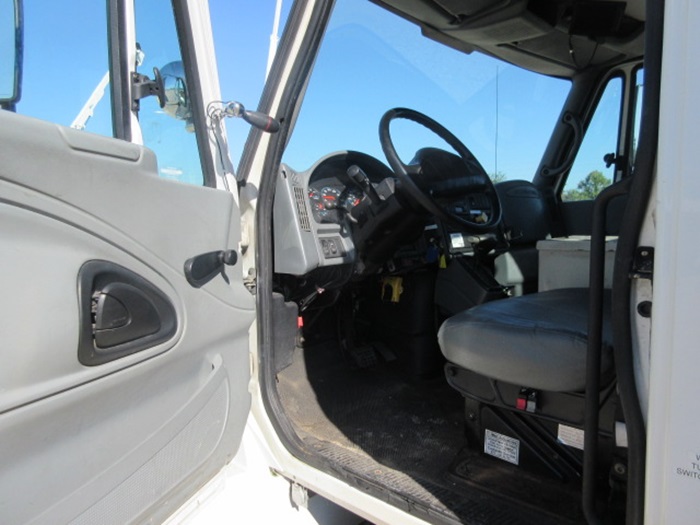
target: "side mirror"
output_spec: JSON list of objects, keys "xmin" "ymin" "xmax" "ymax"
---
[
  {"xmin": 159, "ymin": 61, "xmax": 193, "ymax": 132},
  {"xmin": 0, "ymin": 0, "xmax": 23, "ymax": 110}
]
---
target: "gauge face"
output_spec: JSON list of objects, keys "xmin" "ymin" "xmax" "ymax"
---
[
  {"xmin": 320, "ymin": 186, "xmax": 342, "ymax": 207},
  {"xmin": 308, "ymin": 188, "xmax": 320, "ymax": 202},
  {"xmin": 309, "ymin": 186, "xmax": 343, "ymax": 222},
  {"xmin": 343, "ymin": 190, "xmax": 363, "ymax": 210},
  {"xmin": 308, "ymin": 187, "xmax": 328, "ymax": 221}
]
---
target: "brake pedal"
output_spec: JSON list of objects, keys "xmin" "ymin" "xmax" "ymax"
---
[{"xmin": 349, "ymin": 345, "xmax": 378, "ymax": 369}]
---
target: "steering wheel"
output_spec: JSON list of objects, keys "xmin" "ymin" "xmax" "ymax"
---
[{"xmin": 379, "ymin": 107, "xmax": 502, "ymax": 232}]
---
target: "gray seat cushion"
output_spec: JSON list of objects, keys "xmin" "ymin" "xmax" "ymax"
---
[{"xmin": 437, "ymin": 288, "xmax": 613, "ymax": 392}]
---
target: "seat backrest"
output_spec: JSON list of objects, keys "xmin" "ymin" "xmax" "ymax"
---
[
  {"xmin": 496, "ymin": 180, "xmax": 552, "ymax": 245},
  {"xmin": 493, "ymin": 180, "xmax": 553, "ymax": 295}
]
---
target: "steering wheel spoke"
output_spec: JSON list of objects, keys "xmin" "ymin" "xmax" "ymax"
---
[{"xmin": 404, "ymin": 163, "xmax": 423, "ymax": 178}]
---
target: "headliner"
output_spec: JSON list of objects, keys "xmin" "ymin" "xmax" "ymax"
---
[{"xmin": 372, "ymin": 0, "xmax": 645, "ymax": 77}]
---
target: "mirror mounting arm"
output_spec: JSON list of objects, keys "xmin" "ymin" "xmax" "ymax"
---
[{"xmin": 131, "ymin": 68, "xmax": 165, "ymax": 112}]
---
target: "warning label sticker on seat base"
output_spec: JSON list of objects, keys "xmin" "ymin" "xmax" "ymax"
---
[{"xmin": 484, "ymin": 429, "xmax": 520, "ymax": 465}]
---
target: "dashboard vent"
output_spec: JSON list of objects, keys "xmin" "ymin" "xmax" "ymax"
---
[{"xmin": 293, "ymin": 186, "xmax": 312, "ymax": 232}]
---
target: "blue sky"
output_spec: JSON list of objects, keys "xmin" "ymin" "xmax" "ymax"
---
[
  {"xmin": 213, "ymin": 0, "xmax": 617, "ymax": 189},
  {"xmin": 15, "ymin": 0, "xmax": 289, "ymax": 184},
  {"xmin": 13, "ymin": 0, "xmax": 613, "ymax": 189},
  {"xmin": 210, "ymin": 0, "xmax": 293, "ymax": 167},
  {"xmin": 281, "ymin": 0, "xmax": 573, "ymax": 182}
]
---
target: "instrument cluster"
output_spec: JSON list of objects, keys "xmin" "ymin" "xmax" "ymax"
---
[{"xmin": 307, "ymin": 183, "xmax": 364, "ymax": 223}]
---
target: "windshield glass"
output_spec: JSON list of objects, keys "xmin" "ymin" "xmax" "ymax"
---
[{"xmin": 283, "ymin": 0, "xmax": 571, "ymax": 181}]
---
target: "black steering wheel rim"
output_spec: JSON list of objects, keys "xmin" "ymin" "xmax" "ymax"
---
[{"xmin": 379, "ymin": 107, "xmax": 502, "ymax": 232}]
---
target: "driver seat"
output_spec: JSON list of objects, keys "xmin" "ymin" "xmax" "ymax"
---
[
  {"xmin": 437, "ymin": 287, "xmax": 618, "ymax": 481},
  {"xmin": 438, "ymin": 287, "xmax": 614, "ymax": 392}
]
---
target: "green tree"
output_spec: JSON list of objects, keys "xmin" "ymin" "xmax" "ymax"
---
[
  {"xmin": 562, "ymin": 170, "xmax": 611, "ymax": 201},
  {"xmin": 490, "ymin": 171, "xmax": 507, "ymax": 184}
]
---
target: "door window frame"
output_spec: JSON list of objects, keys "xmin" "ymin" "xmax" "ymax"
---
[
  {"xmin": 106, "ymin": 0, "xmax": 217, "ymax": 187},
  {"xmin": 556, "ymin": 62, "xmax": 642, "ymax": 200}
]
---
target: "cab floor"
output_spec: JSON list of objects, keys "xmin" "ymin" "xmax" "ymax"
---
[{"xmin": 276, "ymin": 341, "xmax": 584, "ymax": 525}]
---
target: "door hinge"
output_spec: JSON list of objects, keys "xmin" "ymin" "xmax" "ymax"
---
[
  {"xmin": 630, "ymin": 246, "xmax": 654, "ymax": 280},
  {"xmin": 289, "ymin": 481, "xmax": 309, "ymax": 510},
  {"xmin": 243, "ymin": 267, "xmax": 257, "ymax": 295}
]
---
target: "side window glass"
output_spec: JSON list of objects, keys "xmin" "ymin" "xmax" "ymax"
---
[
  {"xmin": 134, "ymin": 0, "xmax": 204, "ymax": 185},
  {"xmin": 11, "ymin": 1, "xmax": 113, "ymax": 136},
  {"xmin": 562, "ymin": 76, "xmax": 623, "ymax": 201}
]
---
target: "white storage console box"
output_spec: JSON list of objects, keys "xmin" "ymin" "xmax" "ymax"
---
[{"xmin": 537, "ymin": 236, "xmax": 617, "ymax": 292}]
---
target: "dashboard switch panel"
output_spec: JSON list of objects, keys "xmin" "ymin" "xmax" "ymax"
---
[{"xmin": 320, "ymin": 237, "xmax": 345, "ymax": 258}]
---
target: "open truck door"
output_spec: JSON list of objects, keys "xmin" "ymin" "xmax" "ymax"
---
[{"xmin": 0, "ymin": 1, "xmax": 256, "ymax": 523}]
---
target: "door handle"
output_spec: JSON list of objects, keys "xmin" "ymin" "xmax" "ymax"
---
[
  {"xmin": 78, "ymin": 261, "xmax": 177, "ymax": 366},
  {"xmin": 93, "ymin": 282, "xmax": 162, "ymax": 348}
]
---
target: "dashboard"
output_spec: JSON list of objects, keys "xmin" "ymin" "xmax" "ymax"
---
[
  {"xmin": 273, "ymin": 149, "xmax": 499, "ymax": 283},
  {"xmin": 273, "ymin": 151, "xmax": 394, "ymax": 276}
]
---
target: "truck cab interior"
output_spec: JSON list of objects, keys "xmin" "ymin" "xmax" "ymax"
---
[{"xmin": 254, "ymin": 0, "xmax": 652, "ymax": 522}]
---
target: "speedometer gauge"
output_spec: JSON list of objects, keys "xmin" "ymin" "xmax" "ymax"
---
[{"xmin": 321, "ymin": 187, "xmax": 342, "ymax": 207}]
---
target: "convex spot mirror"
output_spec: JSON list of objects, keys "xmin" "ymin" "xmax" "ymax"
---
[
  {"xmin": 0, "ymin": 0, "xmax": 23, "ymax": 110},
  {"xmin": 159, "ymin": 61, "xmax": 193, "ymax": 132}
]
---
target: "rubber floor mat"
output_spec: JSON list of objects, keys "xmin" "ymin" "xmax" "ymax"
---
[{"xmin": 276, "ymin": 342, "xmax": 580, "ymax": 524}]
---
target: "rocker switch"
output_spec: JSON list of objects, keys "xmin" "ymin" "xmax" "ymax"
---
[{"xmin": 517, "ymin": 388, "xmax": 538, "ymax": 413}]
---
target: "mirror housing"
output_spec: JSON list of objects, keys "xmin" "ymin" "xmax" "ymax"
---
[{"xmin": 0, "ymin": 0, "xmax": 23, "ymax": 110}]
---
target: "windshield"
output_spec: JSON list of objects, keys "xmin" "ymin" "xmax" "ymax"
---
[{"xmin": 283, "ymin": 0, "xmax": 571, "ymax": 181}]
